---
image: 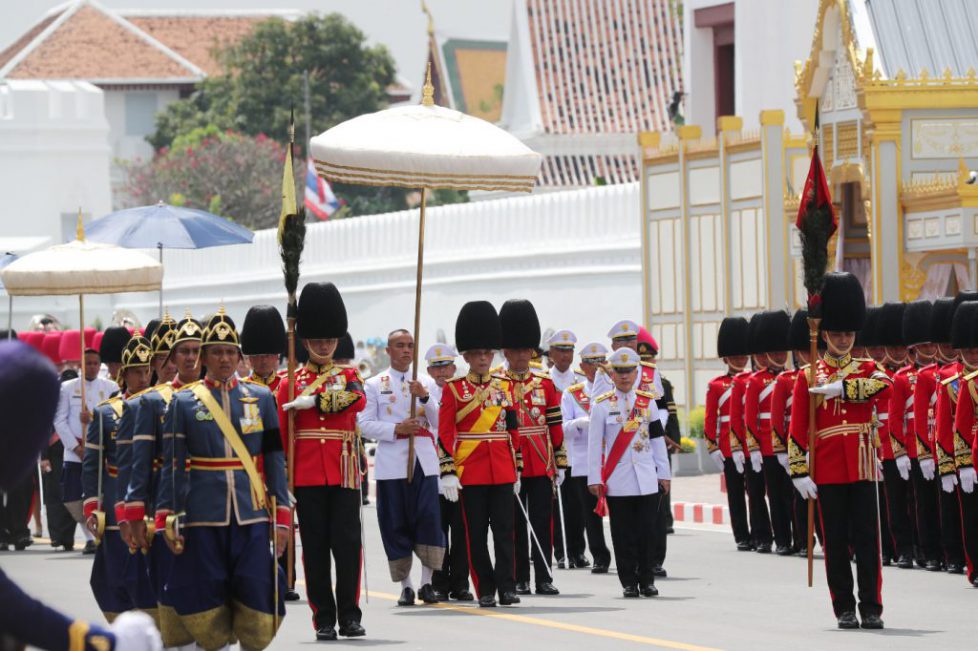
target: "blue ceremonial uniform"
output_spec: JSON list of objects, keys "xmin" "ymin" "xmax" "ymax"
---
[
  {"xmin": 155, "ymin": 376, "xmax": 289, "ymax": 650},
  {"xmin": 82, "ymin": 395, "xmax": 131, "ymax": 621}
]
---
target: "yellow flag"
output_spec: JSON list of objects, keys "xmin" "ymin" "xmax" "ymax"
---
[{"xmin": 277, "ymin": 141, "xmax": 298, "ymax": 244}]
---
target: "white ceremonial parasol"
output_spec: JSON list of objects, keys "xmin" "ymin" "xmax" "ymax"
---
[
  {"xmin": 311, "ymin": 64, "xmax": 543, "ymax": 480},
  {"xmin": 1, "ymin": 213, "xmax": 163, "ymax": 408}
]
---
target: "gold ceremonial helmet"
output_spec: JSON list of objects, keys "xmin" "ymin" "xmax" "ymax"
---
[
  {"xmin": 151, "ymin": 311, "xmax": 178, "ymax": 357},
  {"xmin": 202, "ymin": 307, "xmax": 240, "ymax": 348},
  {"xmin": 121, "ymin": 336, "xmax": 153, "ymax": 370},
  {"xmin": 171, "ymin": 309, "xmax": 203, "ymax": 348}
]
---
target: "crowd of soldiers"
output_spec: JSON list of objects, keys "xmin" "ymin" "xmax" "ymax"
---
[
  {"xmin": 1, "ymin": 282, "xmax": 685, "ymax": 649},
  {"xmin": 707, "ymin": 271, "xmax": 978, "ymax": 630}
]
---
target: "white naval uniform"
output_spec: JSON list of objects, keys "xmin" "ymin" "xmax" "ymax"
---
[
  {"xmin": 590, "ymin": 366, "xmax": 667, "ymax": 429},
  {"xmin": 549, "ymin": 366, "xmax": 583, "ymax": 393},
  {"xmin": 53, "ymin": 376, "xmax": 119, "ymax": 463},
  {"xmin": 359, "ymin": 367, "xmax": 440, "ymax": 480},
  {"xmin": 586, "ymin": 388, "xmax": 671, "ymax": 496},
  {"xmin": 560, "ymin": 380, "xmax": 592, "ymax": 478}
]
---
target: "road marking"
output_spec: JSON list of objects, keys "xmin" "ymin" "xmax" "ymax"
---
[{"xmin": 351, "ymin": 585, "xmax": 722, "ymax": 651}]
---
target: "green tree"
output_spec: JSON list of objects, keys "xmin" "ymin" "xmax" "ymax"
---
[{"xmin": 148, "ymin": 13, "xmax": 468, "ymax": 217}]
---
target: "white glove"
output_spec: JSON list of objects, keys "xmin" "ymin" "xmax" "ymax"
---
[
  {"xmin": 732, "ymin": 450, "xmax": 745, "ymax": 474},
  {"xmin": 792, "ymin": 476, "xmax": 818, "ymax": 500},
  {"xmin": 557, "ymin": 468, "xmax": 566, "ymax": 487},
  {"xmin": 282, "ymin": 394, "xmax": 316, "ymax": 411},
  {"xmin": 110, "ymin": 611, "xmax": 163, "ymax": 651},
  {"xmin": 809, "ymin": 380, "xmax": 843, "ymax": 398},
  {"xmin": 916, "ymin": 456, "xmax": 932, "ymax": 481},
  {"xmin": 750, "ymin": 450, "xmax": 763, "ymax": 473},
  {"xmin": 710, "ymin": 449, "xmax": 725, "ymax": 471},
  {"xmin": 894, "ymin": 455, "xmax": 912, "ymax": 481},
  {"xmin": 776, "ymin": 452, "xmax": 789, "ymax": 473},
  {"xmin": 514, "ymin": 475, "xmax": 522, "ymax": 496},
  {"xmin": 440, "ymin": 475, "xmax": 461, "ymax": 503},
  {"xmin": 876, "ymin": 457, "xmax": 884, "ymax": 478},
  {"xmin": 960, "ymin": 467, "xmax": 977, "ymax": 494},
  {"xmin": 941, "ymin": 474, "xmax": 959, "ymax": 494}
]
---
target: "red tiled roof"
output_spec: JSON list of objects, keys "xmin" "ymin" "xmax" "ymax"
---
[
  {"xmin": 0, "ymin": 10, "xmax": 64, "ymax": 71},
  {"xmin": 538, "ymin": 153, "xmax": 639, "ymax": 187},
  {"xmin": 126, "ymin": 15, "xmax": 270, "ymax": 77},
  {"xmin": 526, "ymin": 0, "xmax": 683, "ymax": 135},
  {"xmin": 4, "ymin": 4, "xmax": 199, "ymax": 81}
]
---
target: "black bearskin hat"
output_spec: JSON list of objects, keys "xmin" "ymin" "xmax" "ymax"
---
[
  {"xmin": 499, "ymin": 299, "xmax": 541, "ymax": 350},
  {"xmin": 455, "ymin": 301, "xmax": 502, "ymax": 352},
  {"xmin": 717, "ymin": 317, "xmax": 749, "ymax": 358},
  {"xmin": 902, "ymin": 300, "xmax": 932, "ymax": 347},
  {"xmin": 820, "ymin": 272, "xmax": 866, "ymax": 332},
  {"xmin": 930, "ymin": 297, "xmax": 955, "ymax": 344},
  {"xmin": 334, "ymin": 333, "xmax": 355, "ymax": 361},
  {"xmin": 878, "ymin": 302, "xmax": 906, "ymax": 347},
  {"xmin": 297, "ymin": 282, "xmax": 348, "ymax": 340},
  {"xmin": 99, "ymin": 326, "xmax": 131, "ymax": 364},
  {"xmin": 750, "ymin": 310, "xmax": 790, "ymax": 354},
  {"xmin": 856, "ymin": 307, "xmax": 880, "ymax": 348},
  {"xmin": 241, "ymin": 305, "xmax": 286, "ymax": 356},
  {"xmin": 951, "ymin": 301, "xmax": 978, "ymax": 350},
  {"xmin": 788, "ymin": 309, "xmax": 809, "ymax": 351}
]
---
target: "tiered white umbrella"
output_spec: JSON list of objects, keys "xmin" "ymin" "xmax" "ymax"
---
[
  {"xmin": 310, "ymin": 64, "xmax": 542, "ymax": 480},
  {"xmin": 1, "ymin": 214, "xmax": 162, "ymax": 406}
]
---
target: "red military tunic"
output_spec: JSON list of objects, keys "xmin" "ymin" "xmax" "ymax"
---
[
  {"xmin": 933, "ymin": 362, "xmax": 962, "ymax": 474},
  {"xmin": 244, "ymin": 372, "xmax": 283, "ymax": 401},
  {"xmin": 912, "ymin": 362, "xmax": 943, "ymax": 462},
  {"xmin": 744, "ymin": 367, "xmax": 780, "ymax": 457},
  {"xmin": 704, "ymin": 372, "xmax": 738, "ymax": 458},
  {"xmin": 729, "ymin": 371, "xmax": 755, "ymax": 454},
  {"xmin": 871, "ymin": 364, "xmax": 896, "ymax": 461},
  {"xmin": 506, "ymin": 369, "xmax": 567, "ymax": 479},
  {"xmin": 946, "ymin": 364, "xmax": 975, "ymax": 476},
  {"xmin": 770, "ymin": 367, "xmax": 800, "ymax": 455},
  {"xmin": 277, "ymin": 362, "xmax": 365, "ymax": 488},
  {"xmin": 788, "ymin": 354, "xmax": 890, "ymax": 484},
  {"xmin": 438, "ymin": 372, "xmax": 521, "ymax": 486},
  {"xmin": 886, "ymin": 364, "xmax": 918, "ymax": 461}
]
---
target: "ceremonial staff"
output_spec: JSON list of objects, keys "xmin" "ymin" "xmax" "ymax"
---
[
  {"xmin": 795, "ymin": 107, "xmax": 838, "ymax": 587},
  {"xmin": 278, "ymin": 110, "xmax": 306, "ymax": 591}
]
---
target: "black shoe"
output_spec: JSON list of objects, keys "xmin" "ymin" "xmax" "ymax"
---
[
  {"xmin": 514, "ymin": 581, "xmax": 531, "ymax": 595},
  {"xmin": 796, "ymin": 548, "xmax": 808, "ymax": 558},
  {"xmin": 284, "ymin": 589, "xmax": 301, "ymax": 602},
  {"xmin": 450, "ymin": 589, "xmax": 474, "ymax": 602},
  {"xmin": 652, "ymin": 565, "xmax": 667, "ymax": 578},
  {"xmin": 478, "ymin": 595, "xmax": 497, "ymax": 607},
  {"xmin": 315, "ymin": 627, "xmax": 337, "ymax": 641},
  {"xmin": 591, "ymin": 562, "xmax": 609, "ymax": 574},
  {"xmin": 572, "ymin": 554, "xmax": 591, "ymax": 568},
  {"xmin": 776, "ymin": 545, "xmax": 793, "ymax": 557},
  {"xmin": 896, "ymin": 554, "xmax": 913, "ymax": 569},
  {"xmin": 622, "ymin": 585, "xmax": 640, "ymax": 598},
  {"xmin": 755, "ymin": 543, "xmax": 772, "ymax": 554},
  {"xmin": 971, "ymin": 576, "xmax": 978, "ymax": 588},
  {"xmin": 432, "ymin": 589, "xmax": 448, "ymax": 602},
  {"xmin": 0, "ymin": 543, "xmax": 7, "ymax": 552},
  {"xmin": 860, "ymin": 613, "xmax": 884, "ymax": 630},
  {"xmin": 640, "ymin": 583, "xmax": 659, "ymax": 597},
  {"xmin": 557, "ymin": 558, "xmax": 566, "ymax": 569},
  {"xmin": 535, "ymin": 582, "xmax": 559, "ymax": 595},
  {"xmin": 925, "ymin": 559, "xmax": 942, "ymax": 572},
  {"xmin": 666, "ymin": 526, "xmax": 675, "ymax": 534},
  {"xmin": 881, "ymin": 554, "xmax": 892, "ymax": 567},
  {"xmin": 13, "ymin": 537, "xmax": 32, "ymax": 551},
  {"xmin": 418, "ymin": 584, "xmax": 438, "ymax": 604},
  {"xmin": 82, "ymin": 540, "xmax": 97, "ymax": 555},
  {"xmin": 397, "ymin": 587, "xmax": 416, "ymax": 606},
  {"xmin": 737, "ymin": 541, "xmax": 753, "ymax": 552},
  {"xmin": 947, "ymin": 562, "xmax": 964, "ymax": 575},
  {"xmin": 498, "ymin": 591, "xmax": 521, "ymax": 606},
  {"xmin": 338, "ymin": 621, "xmax": 365, "ymax": 637},
  {"xmin": 63, "ymin": 542, "xmax": 75, "ymax": 552},
  {"xmin": 837, "ymin": 612, "xmax": 860, "ymax": 629},
  {"xmin": 361, "ymin": 498, "xmax": 370, "ymax": 506}
]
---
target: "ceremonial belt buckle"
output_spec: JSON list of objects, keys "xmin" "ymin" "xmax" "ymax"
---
[
  {"xmin": 295, "ymin": 429, "xmax": 354, "ymax": 441},
  {"xmin": 94, "ymin": 511, "xmax": 106, "ymax": 544},
  {"xmin": 457, "ymin": 431, "xmax": 509, "ymax": 441},
  {"xmin": 164, "ymin": 513, "xmax": 184, "ymax": 553}
]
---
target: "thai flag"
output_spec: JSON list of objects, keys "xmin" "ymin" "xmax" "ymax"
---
[{"xmin": 305, "ymin": 157, "xmax": 341, "ymax": 220}]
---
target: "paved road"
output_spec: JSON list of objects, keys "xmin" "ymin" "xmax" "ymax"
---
[{"xmin": 1, "ymin": 505, "xmax": 971, "ymax": 651}]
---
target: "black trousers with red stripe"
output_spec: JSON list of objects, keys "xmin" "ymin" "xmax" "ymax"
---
[
  {"xmin": 817, "ymin": 481, "xmax": 883, "ymax": 618},
  {"xmin": 515, "ymin": 475, "xmax": 554, "ymax": 585},
  {"xmin": 958, "ymin": 487, "xmax": 978, "ymax": 583},
  {"xmin": 460, "ymin": 483, "xmax": 515, "ymax": 598},
  {"xmin": 880, "ymin": 460, "xmax": 914, "ymax": 558}
]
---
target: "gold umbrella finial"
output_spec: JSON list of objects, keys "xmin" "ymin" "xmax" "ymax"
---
[
  {"xmin": 76, "ymin": 208, "xmax": 85, "ymax": 242},
  {"xmin": 422, "ymin": 62, "xmax": 435, "ymax": 107},
  {"xmin": 421, "ymin": 0, "xmax": 434, "ymax": 36}
]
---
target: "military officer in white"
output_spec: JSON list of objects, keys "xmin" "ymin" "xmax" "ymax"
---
[
  {"xmin": 546, "ymin": 330, "xmax": 583, "ymax": 392},
  {"xmin": 561, "ymin": 342, "xmax": 613, "ymax": 573},
  {"xmin": 587, "ymin": 348, "xmax": 671, "ymax": 598},
  {"xmin": 359, "ymin": 329, "xmax": 445, "ymax": 606},
  {"xmin": 591, "ymin": 321, "xmax": 667, "ymax": 432}
]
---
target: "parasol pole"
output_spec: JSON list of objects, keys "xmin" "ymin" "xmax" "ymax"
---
[
  {"xmin": 79, "ymin": 293, "xmax": 86, "ymax": 413},
  {"xmin": 806, "ymin": 316, "xmax": 819, "ymax": 587},
  {"xmin": 158, "ymin": 243, "xmax": 164, "ymax": 319},
  {"xmin": 407, "ymin": 187, "xmax": 427, "ymax": 484}
]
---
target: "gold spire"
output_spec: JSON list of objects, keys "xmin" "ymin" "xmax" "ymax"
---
[
  {"xmin": 76, "ymin": 208, "xmax": 85, "ymax": 241},
  {"xmin": 421, "ymin": 61, "xmax": 435, "ymax": 107}
]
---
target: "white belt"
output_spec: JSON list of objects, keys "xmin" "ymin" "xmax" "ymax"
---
[
  {"xmin": 759, "ymin": 412, "xmax": 771, "ymax": 420},
  {"xmin": 719, "ymin": 415, "xmax": 730, "ymax": 423},
  {"xmin": 877, "ymin": 413, "xmax": 888, "ymax": 421}
]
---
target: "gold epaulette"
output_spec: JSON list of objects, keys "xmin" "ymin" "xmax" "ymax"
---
[
  {"xmin": 854, "ymin": 357, "xmax": 874, "ymax": 363},
  {"xmin": 489, "ymin": 364, "xmax": 504, "ymax": 375},
  {"xmin": 963, "ymin": 368, "xmax": 978, "ymax": 382},
  {"xmin": 799, "ymin": 363, "xmax": 811, "ymax": 371},
  {"xmin": 594, "ymin": 391, "xmax": 615, "ymax": 403},
  {"xmin": 97, "ymin": 395, "xmax": 123, "ymax": 408},
  {"xmin": 531, "ymin": 369, "xmax": 549, "ymax": 379},
  {"xmin": 175, "ymin": 380, "xmax": 202, "ymax": 393},
  {"xmin": 640, "ymin": 360, "xmax": 656, "ymax": 368},
  {"xmin": 636, "ymin": 389, "xmax": 655, "ymax": 400},
  {"xmin": 573, "ymin": 367, "xmax": 586, "ymax": 376},
  {"xmin": 566, "ymin": 382, "xmax": 585, "ymax": 392},
  {"xmin": 941, "ymin": 373, "xmax": 962, "ymax": 386},
  {"xmin": 240, "ymin": 375, "xmax": 260, "ymax": 385},
  {"xmin": 126, "ymin": 386, "xmax": 155, "ymax": 400},
  {"xmin": 528, "ymin": 360, "xmax": 544, "ymax": 370},
  {"xmin": 447, "ymin": 374, "xmax": 467, "ymax": 384}
]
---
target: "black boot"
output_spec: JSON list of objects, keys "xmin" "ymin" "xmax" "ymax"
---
[{"xmin": 837, "ymin": 612, "xmax": 859, "ymax": 629}]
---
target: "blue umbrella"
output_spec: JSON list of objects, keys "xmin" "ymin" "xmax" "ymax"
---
[
  {"xmin": 1, "ymin": 253, "xmax": 18, "ymax": 332},
  {"xmin": 86, "ymin": 201, "xmax": 254, "ymax": 315}
]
